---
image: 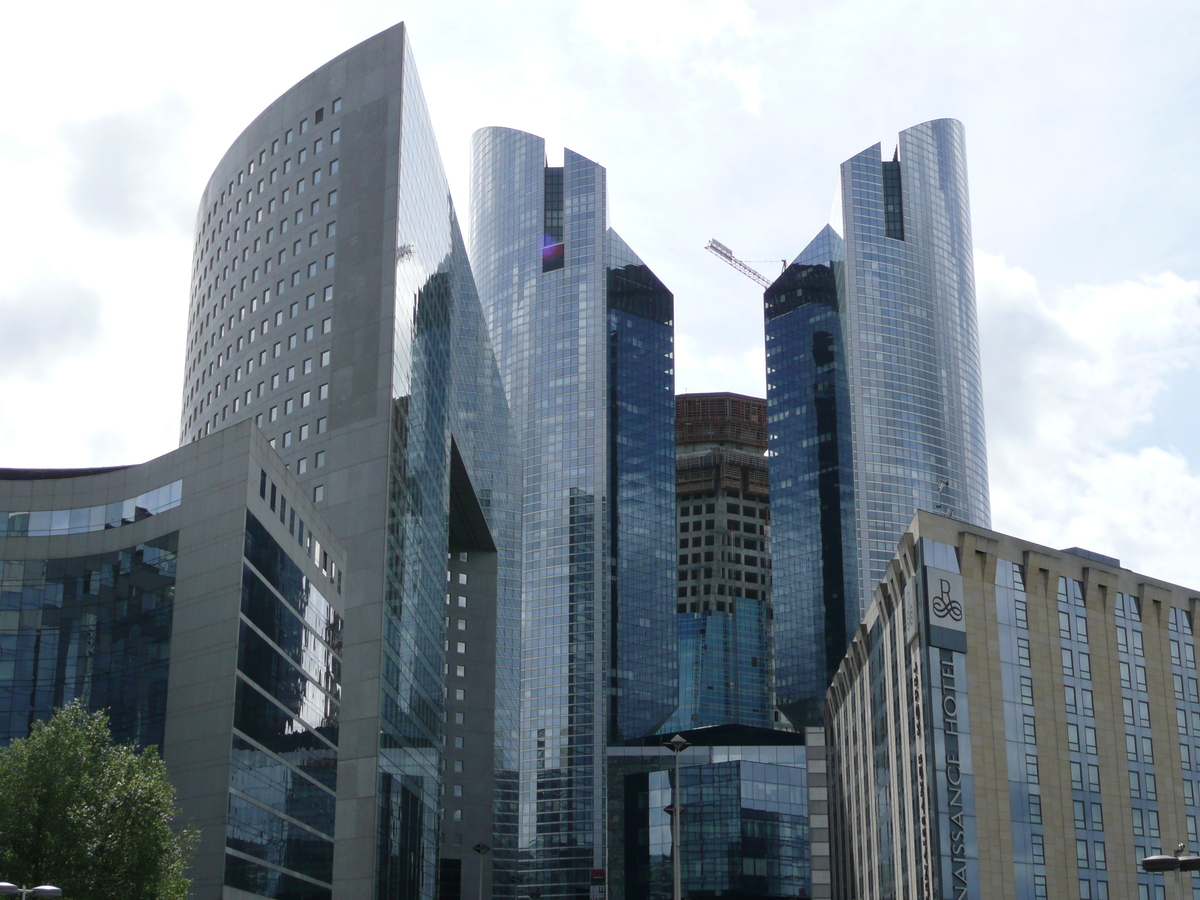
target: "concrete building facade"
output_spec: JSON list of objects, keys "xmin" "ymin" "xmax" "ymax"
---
[
  {"xmin": 671, "ymin": 393, "xmax": 773, "ymax": 731},
  {"xmin": 825, "ymin": 510, "xmax": 1200, "ymax": 900}
]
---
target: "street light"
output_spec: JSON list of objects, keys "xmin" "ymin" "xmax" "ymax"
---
[
  {"xmin": 473, "ymin": 842, "xmax": 491, "ymax": 900},
  {"xmin": 0, "ymin": 885, "xmax": 63, "ymax": 899},
  {"xmin": 664, "ymin": 733, "xmax": 691, "ymax": 900},
  {"xmin": 1141, "ymin": 844, "xmax": 1200, "ymax": 900}
]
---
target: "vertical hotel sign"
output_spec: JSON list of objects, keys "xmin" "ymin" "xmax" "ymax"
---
[{"xmin": 925, "ymin": 560, "xmax": 977, "ymax": 899}]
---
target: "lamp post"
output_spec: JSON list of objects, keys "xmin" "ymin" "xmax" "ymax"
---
[
  {"xmin": 664, "ymin": 733, "xmax": 691, "ymax": 900},
  {"xmin": 1141, "ymin": 843, "xmax": 1200, "ymax": 900},
  {"xmin": 0, "ymin": 885, "xmax": 63, "ymax": 899},
  {"xmin": 473, "ymin": 842, "xmax": 491, "ymax": 900}
]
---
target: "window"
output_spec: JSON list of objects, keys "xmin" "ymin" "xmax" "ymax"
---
[
  {"xmin": 456, "ymin": 642, "xmax": 465, "ymax": 654},
  {"xmin": 1130, "ymin": 771, "xmax": 1141, "ymax": 798},
  {"xmin": 1087, "ymin": 764, "xmax": 1099, "ymax": 791},
  {"xmin": 452, "ymin": 783, "xmax": 462, "ymax": 796},
  {"xmin": 1068, "ymin": 722, "xmax": 1080, "ymax": 752},
  {"xmin": 284, "ymin": 398, "xmax": 294, "ymax": 415},
  {"xmin": 1136, "ymin": 665, "xmax": 1148, "ymax": 691},
  {"xmin": 1093, "ymin": 842, "xmax": 1106, "ymax": 870},
  {"xmin": 300, "ymin": 118, "xmax": 309, "ymax": 134},
  {"xmin": 454, "ymin": 736, "xmax": 464, "ymax": 749},
  {"xmin": 458, "ymin": 596, "xmax": 467, "ymax": 608},
  {"xmin": 1127, "ymin": 734, "xmax": 1138, "ymax": 761},
  {"xmin": 307, "ymin": 262, "xmax": 316, "ymax": 278},
  {"xmin": 327, "ymin": 221, "xmax": 337, "ymax": 238},
  {"xmin": 324, "ymin": 285, "xmax": 333, "ymax": 302},
  {"xmin": 1071, "ymin": 761, "xmax": 1084, "ymax": 791},
  {"xmin": 1026, "ymin": 754, "xmax": 1040, "ymax": 784},
  {"xmin": 456, "ymin": 665, "xmax": 465, "ymax": 677},
  {"xmin": 332, "ymin": 128, "xmax": 340, "ymax": 143},
  {"xmin": 1118, "ymin": 626, "xmax": 1129, "ymax": 653},
  {"xmin": 1133, "ymin": 807, "xmax": 1145, "ymax": 836},
  {"xmin": 322, "ymin": 317, "xmax": 332, "ymax": 334},
  {"xmin": 298, "ymin": 457, "xmax": 308, "ymax": 474},
  {"xmin": 1063, "ymin": 648, "xmax": 1074, "ymax": 676},
  {"xmin": 329, "ymin": 190, "xmax": 338, "ymax": 205},
  {"xmin": 285, "ymin": 129, "xmax": 293, "ymax": 144},
  {"xmin": 1124, "ymin": 697, "xmax": 1136, "ymax": 725},
  {"xmin": 1084, "ymin": 726, "xmax": 1097, "ymax": 754},
  {"xmin": 452, "ymin": 809, "xmax": 462, "ymax": 822},
  {"xmin": 325, "ymin": 253, "xmax": 334, "ymax": 270},
  {"xmin": 1076, "ymin": 839, "xmax": 1088, "ymax": 868},
  {"xmin": 301, "ymin": 390, "xmax": 311, "ymax": 407},
  {"xmin": 1065, "ymin": 685, "xmax": 1077, "ymax": 714},
  {"xmin": 1031, "ymin": 833, "xmax": 1045, "ymax": 864},
  {"xmin": 304, "ymin": 358, "xmax": 313, "ymax": 374},
  {"xmin": 283, "ymin": 431, "xmax": 292, "ymax": 448},
  {"xmin": 321, "ymin": 350, "xmax": 330, "ymax": 366},
  {"xmin": 305, "ymin": 325, "xmax": 314, "ymax": 341},
  {"xmin": 269, "ymin": 406, "xmax": 278, "ymax": 422},
  {"xmin": 1024, "ymin": 715, "xmax": 1038, "ymax": 744},
  {"xmin": 316, "ymin": 450, "xmax": 325, "ymax": 468},
  {"xmin": 332, "ymin": 98, "xmax": 342, "ymax": 113},
  {"xmin": 1020, "ymin": 675, "xmax": 1034, "ymax": 705},
  {"xmin": 313, "ymin": 485, "xmax": 324, "ymax": 502},
  {"xmin": 1017, "ymin": 637, "xmax": 1031, "ymax": 666},
  {"xmin": 453, "ymin": 712, "xmax": 463, "ymax": 725},
  {"xmin": 1060, "ymin": 611, "xmax": 1072, "ymax": 639},
  {"xmin": 1029, "ymin": 793, "xmax": 1042, "ymax": 824},
  {"xmin": 299, "ymin": 424, "xmax": 309, "ymax": 440},
  {"xmin": 1081, "ymin": 689, "xmax": 1094, "ymax": 717},
  {"xmin": 456, "ymin": 618, "xmax": 466, "ymax": 631},
  {"xmin": 319, "ymin": 383, "xmax": 328, "ymax": 400},
  {"xmin": 1121, "ymin": 661, "xmax": 1132, "ymax": 688}
]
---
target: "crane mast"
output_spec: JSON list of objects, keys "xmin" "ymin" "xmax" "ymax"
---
[{"xmin": 704, "ymin": 239, "xmax": 774, "ymax": 288}]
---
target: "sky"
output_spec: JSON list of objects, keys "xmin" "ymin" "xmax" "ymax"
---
[{"xmin": 1, "ymin": 0, "xmax": 1198, "ymax": 585}]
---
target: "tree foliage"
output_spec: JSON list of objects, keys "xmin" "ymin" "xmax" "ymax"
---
[{"xmin": 0, "ymin": 701, "xmax": 195, "ymax": 899}]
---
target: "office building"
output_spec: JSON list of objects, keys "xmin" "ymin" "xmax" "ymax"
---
[
  {"xmin": 765, "ymin": 119, "xmax": 990, "ymax": 726},
  {"xmin": 0, "ymin": 423, "xmax": 346, "ymax": 900},
  {"xmin": 671, "ymin": 392, "xmax": 773, "ymax": 731},
  {"xmin": 608, "ymin": 734, "xmax": 821, "ymax": 900},
  {"xmin": 470, "ymin": 128, "xmax": 677, "ymax": 898},
  {"xmin": 179, "ymin": 24, "xmax": 521, "ymax": 900},
  {"xmin": 825, "ymin": 509, "xmax": 1200, "ymax": 900}
]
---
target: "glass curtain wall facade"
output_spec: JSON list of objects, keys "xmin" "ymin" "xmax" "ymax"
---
[
  {"xmin": 765, "ymin": 120, "xmax": 989, "ymax": 726},
  {"xmin": 180, "ymin": 24, "xmax": 520, "ymax": 900},
  {"xmin": 839, "ymin": 119, "xmax": 990, "ymax": 604},
  {"xmin": 764, "ymin": 227, "xmax": 857, "ymax": 729},
  {"xmin": 470, "ymin": 127, "xmax": 677, "ymax": 899}
]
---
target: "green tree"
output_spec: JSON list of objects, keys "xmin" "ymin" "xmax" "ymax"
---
[{"xmin": 0, "ymin": 701, "xmax": 195, "ymax": 899}]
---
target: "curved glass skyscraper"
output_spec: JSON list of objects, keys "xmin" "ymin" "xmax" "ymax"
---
[
  {"xmin": 470, "ymin": 128, "xmax": 677, "ymax": 900},
  {"xmin": 179, "ymin": 24, "xmax": 522, "ymax": 900},
  {"xmin": 766, "ymin": 118, "xmax": 990, "ymax": 727}
]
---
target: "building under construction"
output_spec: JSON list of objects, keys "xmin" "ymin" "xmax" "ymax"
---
[{"xmin": 670, "ymin": 392, "xmax": 775, "ymax": 729}]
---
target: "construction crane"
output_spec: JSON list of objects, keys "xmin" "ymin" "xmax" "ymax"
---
[{"xmin": 704, "ymin": 239, "xmax": 775, "ymax": 288}]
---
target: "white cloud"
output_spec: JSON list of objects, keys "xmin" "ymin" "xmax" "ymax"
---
[
  {"xmin": 61, "ymin": 93, "xmax": 194, "ymax": 236},
  {"xmin": 0, "ymin": 279, "xmax": 102, "ymax": 378},
  {"xmin": 576, "ymin": 0, "xmax": 755, "ymax": 62},
  {"xmin": 978, "ymin": 250, "xmax": 1200, "ymax": 586}
]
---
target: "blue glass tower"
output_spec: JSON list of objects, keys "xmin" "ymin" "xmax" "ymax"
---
[
  {"xmin": 766, "ymin": 119, "xmax": 990, "ymax": 728},
  {"xmin": 763, "ymin": 228, "xmax": 857, "ymax": 729},
  {"xmin": 470, "ymin": 128, "xmax": 677, "ymax": 899}
]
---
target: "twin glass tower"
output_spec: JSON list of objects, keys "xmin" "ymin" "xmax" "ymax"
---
[{"xmin": 176, "ymin": 20, "xmax": 987, "ymax": 899}]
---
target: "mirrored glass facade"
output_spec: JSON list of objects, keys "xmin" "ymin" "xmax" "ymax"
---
[
  {"xmin": 839, "ymin": 119, "xmax": 990, "ymax": 603},
  {"xmin": 764, "ymin": 226, "xmax": 857, "ymax": 729},
  {"xmin": 471, "ymin": 128, "xmax": 677, "ymax": 898},
  {"xmin": 766, "ymin": 120, "xmax": 989, "ymax": 726},
  {"xmin": 0, "ymin": 535, "xmax": 177, "ymax": 748},
  {"xmin": 183, "ymin": 24, "xmax": 521, "ymax": 900},
  {"xmin": 616, "ymin": 745, "xmax": 809, "ymax": 900}
]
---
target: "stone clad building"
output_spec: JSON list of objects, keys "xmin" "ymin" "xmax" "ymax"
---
[{"xmin": 825, "ymin": 509, "xmax": 1200, "ymax": 900}]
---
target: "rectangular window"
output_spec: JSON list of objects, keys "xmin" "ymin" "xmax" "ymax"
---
[
  {"xmin": 316, "ymin": 450, "xmax": 325, "ymax": 468},
  {"xmin": 319, "ymin": 383, "xmax": 328, "ymax": 400},
  {"xmin": 1026, "ymin": 754, "xmax": 1040, "ymax": 784},
  {"xmin": 1076, "ymin": 838, "xmax": 1088, "ymax": 868},
  {"xmin": 1068, "ymin": 722, "xmax": 1081, "ymax": 752},
  {"xmin": 1093, "ymin": 842, "xmax": 1106, "ymax": 871},
  {"xmin": 1060, "ymin": 611, "xmax": 1072, "ymax": 639},
  {"xmin": 1024, "ymin": 715, "xmax": 1038, "ymax": 743},
  {"xmin": 1071, "ymin": 761, "xmax": 1084, "ymax": 791},
  {"xmin": 1077, "ymin": 616, "xmax": 1089, "ymax": 643},
  {"xmin": 1117, "ymin": 625, "xmax": 1128, "ymax": 652},
  {"xmin": 1020, "ymin": 675, "xmax": 1034, "ymax": 705},
  {"xmin": 1065, "ymin": 685, "xmax": 1078, "ymax": 714},
  {"xmin": 1136, "ymin": 665, "xmax": 1148, "ymax": 691},
  {"xmin": 1091, "ymin": 803, "xmax": 1103, "ymax": 831},
  {"xmin": 1124, "ymin": 697, "xmax": 1136, "ymax": 725},
  {"xmin": 456, "ymin": 642, "xmax": 465, "ymax": 654},
  {"xmin": 1082, "ymin": 689, "xmax": 1094, "ymax": 717},
  {"xmin": 1127, "ymin": 733, "xmax": 1138, "ymax": 761},
  {"xmin": 1029, "ymin": 794, "xmax": 1042, "ymax": 824},
  {"xmin": 1133, "ymin": 807, "xmax": 1145, "ymax": 836},
  {"xmin": 301, "ymin": 390, "xmax": 311, "ymax": 407},
  {"xmin": 313, "ymin": 485, "xmax": 324, "ymax": 502},
  {"xmin": 1031, "ymin": 833, "xmax": 1045, "ymax": 864},
  {"xmin": 332, "ymin": 128, "xmax": 340, "ymax": 143},
  {"xmin": 305, "ymin": 325, "xmax": 314, "ymax": 341},
  {"xmin": 1017, "ymin": 637, "xmax": 1031, "ymax": 666},
  {"xmin": 1088, "ymin": 764, "xmax": 1100, "ymax": 792},
  {"xmin": 1063, "ymin": 648, "xmax": 1074, "ymax": 676},
  {"xmin": 1084, "ymin": 726, "xmax": 1097, "ymax": 754}
]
